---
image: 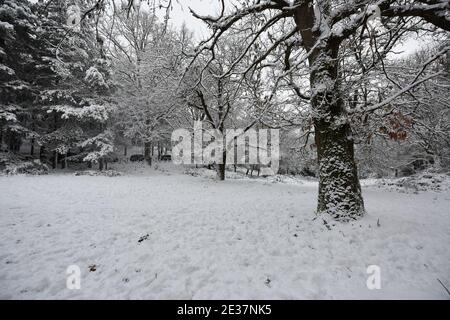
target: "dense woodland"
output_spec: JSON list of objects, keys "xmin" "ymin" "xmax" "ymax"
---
[{"xmin": 1, "ymin": 0, "xmax": 449, "ymax": 221}]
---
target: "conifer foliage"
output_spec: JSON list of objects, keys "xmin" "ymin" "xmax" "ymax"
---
[{"xmin": 0, "ymin": 0, "xmax": 114, "ymax": 169}]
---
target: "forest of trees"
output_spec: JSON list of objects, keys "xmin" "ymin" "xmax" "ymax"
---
[{"xmin": 1, "ymin": 0, "xmax": 449, "ymax": 222}]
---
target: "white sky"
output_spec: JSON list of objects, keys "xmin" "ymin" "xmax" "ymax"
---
[
  {"xmin": 29, "ymin": 0, "xmax": 424, "ymax": 57},
  {"xmin": 163, "ymin": 0, "xmax": 423, "ymax": 57},
  {"xmin": 161, "ymin": 0, "xmax": 221, "ymax": 40}
]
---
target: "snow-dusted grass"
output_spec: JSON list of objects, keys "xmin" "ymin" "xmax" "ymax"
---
[{"xmin": 0, "ymin": 165, "xmax": 449, "ymax": 299}]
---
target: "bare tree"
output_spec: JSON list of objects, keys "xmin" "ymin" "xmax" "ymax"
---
[{"xmin": 101, "ymin": 5, "xmax": 193, "ymax": 159}]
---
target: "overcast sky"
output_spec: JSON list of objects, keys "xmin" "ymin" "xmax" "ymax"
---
[
  {"xmin": 29, "ymin": 0, "xmax": 424, "ymax": 57},
  {"xmin": 164, "ymin": 0, "xmax": 425, "ymax": 57},
  {"xmin": 159, "ymin": 0, "xmax": 221, "ymax": 40}
]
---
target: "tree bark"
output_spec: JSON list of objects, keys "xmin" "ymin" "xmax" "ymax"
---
[
  {"xmin": 144, "ymin": 142, "xmax": 152, "ymax": 166},
  {"xmin": 144, "ymin": 141, "xmax": 151, "ymax": 159},
  {"xmin": 309, "ymin": 45, "xmax": 364, "ymax": 221},
  {"xmin": 293, "ymin": 4, "xmax": 364, "ymax": 221},
  {"xmin": 157, "ymin": 142, "xmax": 161, "ymax": 160},
  {"xmin": 217, "ymin": 149, "xmax": 226, "ymax": 181}
]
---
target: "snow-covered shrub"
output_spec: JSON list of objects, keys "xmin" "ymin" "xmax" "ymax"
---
[
  {"xmin": 372, "ymin": 171, "xmax": 450, "ymax": 193},
  {"xmin": 0, "ymin": 152, "xmax": 49, "ymax": 175},
  {"xmin": 74, "ymin": 170, "xmax": 122, "ymax": 177},
  {"xmin": 4, "ymin": 160, "xmax": 49, "ymax": 175},
  {"xmin": 183, "ymin": 167, "xmax": 201, "ymax": 177}
]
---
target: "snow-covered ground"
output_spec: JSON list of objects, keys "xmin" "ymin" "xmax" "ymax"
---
[{"xmin": 0, "ymin": 164, "xmax": 449, "ymax": 299}]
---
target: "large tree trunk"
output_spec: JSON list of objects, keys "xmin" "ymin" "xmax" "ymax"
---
[
  {"xmin": 144, "ymin": 142, "xmax": 152, "ymax": 166},
  {"xmin": 217, "ymin": 149, "xmax": 226, "ymax": 181},
  {"xmin": 313, "ymin": 115, "xmax": 364, "ymax": 220},
  {"xmin": 309, "ymin": 46, "xmax": 364, "ymax": 221},
  {"xmin": 293, "ymin": 2, "xmax": 364, "ymax": 221}
]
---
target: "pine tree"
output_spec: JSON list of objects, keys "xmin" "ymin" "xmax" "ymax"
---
[
  {"xmin": 0, "ymin": 0, "xmax": 56, "ymax": 153},
  {"xmin": 0, "ymin": 0, "xmax": 115, "ymax": 169}
]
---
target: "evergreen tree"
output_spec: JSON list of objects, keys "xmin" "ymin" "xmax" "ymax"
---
[{"xmin": 0, "ymin": 0, "xmax": 115, "ymax": 170}]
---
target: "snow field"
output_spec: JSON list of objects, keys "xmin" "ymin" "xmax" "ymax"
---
[{"xmin": 0, "ymin": 168, "xmax": 449, "ymax": 299}]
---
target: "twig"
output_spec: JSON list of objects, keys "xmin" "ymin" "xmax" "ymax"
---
[{"xmin": 437, "ymin": 278, "xmax": 450, "ymax": 296}]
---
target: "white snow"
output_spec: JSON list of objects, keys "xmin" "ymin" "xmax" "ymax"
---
[
  {"xmin": 0, "ymin": 164, "xmax": 449, "ymax": 299},
  {"xmin": 0, "ymin": 21, "xmax": 13, "ymax": 31}
]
